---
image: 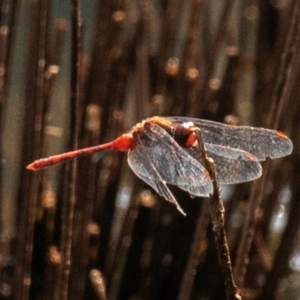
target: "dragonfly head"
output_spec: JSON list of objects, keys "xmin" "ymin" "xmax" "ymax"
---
[{"xmin": 174, "ymin": 122, "xmax": 198, "ymax": 148}]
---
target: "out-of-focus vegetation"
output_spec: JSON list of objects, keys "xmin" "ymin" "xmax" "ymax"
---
[{"xmin": 0, "ymin": 0, "xmax": 300, "ymax": 299}]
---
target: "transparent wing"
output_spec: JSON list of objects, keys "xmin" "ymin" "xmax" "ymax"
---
[
  {"xmin": 185, "ymin": 143, "xmax": 262, "ymax": 184},
  {"xmin": 166, "ymin": 116, "xmax": 293, "ymax": 160},
  {"xmin": 127, "ymin": 122, "xmax": 213, "ymax": 199},
  {"xmin": 127, "ymin": 141, "xmax": 186, "ymax": 215}
]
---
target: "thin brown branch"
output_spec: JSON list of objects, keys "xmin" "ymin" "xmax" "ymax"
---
[
  {"xmin": 195, "ymin": 127, "xmax": 241, "ymax": 300},
  {"xmin": 177, "ymin": 200, "xmax": 211, "ymax": 300},
  {"xmin": 55, "ymin": 0, "xmax": 82, "ymax": 299},
  {"xmin": 89, "ymin": 269, "xmax": 108, "ymax": 300},
  {"xmin": 233, "ymin": 1, "xmax": 300, "ymax": 289},
  {"xmin": 13, "ymin": 0, "xmax": 49, "ymax": 299}
]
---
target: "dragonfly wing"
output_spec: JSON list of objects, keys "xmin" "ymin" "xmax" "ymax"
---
[
  {"xmin": 127, "ymin": 144, "xmax": 186, "ymax": 215},
  {"xmin": 185, "ymin": 143, "xmax": 262, "ymax": 184},
  {"xmin": 166, "ymin": 116, "xmax": 293, "ymax": 160},
  {"xmin": 128, "ymin": 122, "xmax": 213, "ymax": 199}
]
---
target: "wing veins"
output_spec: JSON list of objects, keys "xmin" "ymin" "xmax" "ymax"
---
[
  {"xmin": 142, "ymin": 122, "xmax": 213, "ymax": 196},
  {"xmin": 133, "ymin": 132, "xmax": 186, "ymax": 215}
]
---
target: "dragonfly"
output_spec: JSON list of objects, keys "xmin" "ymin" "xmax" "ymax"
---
[{"xmin": 27, "ymin": 116, "xmax": 293, "ymax": 215}]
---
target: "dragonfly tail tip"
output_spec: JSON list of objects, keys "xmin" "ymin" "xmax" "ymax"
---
[{"xmin": 26, "ymin": 163, "xmax": 36, "ymax": 171}]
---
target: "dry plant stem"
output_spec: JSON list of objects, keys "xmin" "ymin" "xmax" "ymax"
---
[
  {"xmin": 233, "ymin": 2, "xmax": 300, "ymax": 289},
  {"xmin": 270, "ymin": 1, "xmax": 300, "ymax": 128},
  {"xmin": 0, "ymin": 0, "xmax": 19, "ymax": 274},
  {"xmin": 106, "ymin": 190, "xmax": 140, "ymax": 299},
  {"xmin": 202, "ymin": 0, "xmax": 235, "ymax": 105},
  {"xmin": 233, "ymin": 173, "xmax": 267, "ymax": 288},
  {"xmin": 177, "ymin": 201, "xmax": 211, "ymax": 300},
  {"xmin": 181, "ymin": 0, "xmax": 206, "ymax": 114},
  {"xmin": 195, "ymin": 128, "xmax": 241, "ymax": 300},
  {"xmin": 261, "ymin": 152, "xmax": 300, "ymax": 299},
  {"xmin": 206, "ymin": 0, "xmax": 234, "ymax": 77},
  {"xmin": 13, "ymin": 0, "xmax": 49, "ymax": 299},
  {"xmin": 55, "ymin": 1, "xmax": 82, "ymax": 299},
  {"xmin": 89, "ymin": 269, "xmax": 108, "ymax": 300}
]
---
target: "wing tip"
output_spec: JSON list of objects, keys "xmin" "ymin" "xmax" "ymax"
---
[
  {"xmin": 177, "ymin": 206, "xmax": 187, "ymax": 216},
  {"xmin": 271, "ymin": 136, "xmax": 293, "ymax": 159}
]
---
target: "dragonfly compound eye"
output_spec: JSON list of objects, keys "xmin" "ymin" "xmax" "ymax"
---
[{"xmin": 174, "ymin": 122, "xmax": 197, "ymax": 147}]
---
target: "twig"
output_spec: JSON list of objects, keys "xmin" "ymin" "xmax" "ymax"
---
[
  {"xmin": 13, "ymin": 0, "xmax": 49, "ymax": 299},
  {"xmin": 55, "ymin": 0, "xmax": 82, "ymax": 299},
  {"xmin": 0, "ymin": 0, "xmax": 19, "ymax": 277},
  {"xmin": 233, "ymin": 1, "xmax": 300, "ymax": 288},
  {"xmin": 177, "ymin": 200, "xmax": 211, "ymax": 300},
  {"xmin": 106, "ymin": 185, "xmax": 140, "ymax": 299},
  {"xmin": 195, "ymin": 127, "xmax": 241, "ymax": 300},
  {"xmin": 89, "ymin": 269, "xmax": 108, "ymax": 300},
  {"xmin": 261, "ymin": 152, "xmax": 300, "ymax": 299},
  {"xmin": 270, "ymin": 1, "xmax": 300, "ymax": 128}
]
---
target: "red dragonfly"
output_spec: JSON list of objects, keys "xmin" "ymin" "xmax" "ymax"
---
[{"xmin": 27, "ymin": 116, "xmax": 293, "ymax": 215}]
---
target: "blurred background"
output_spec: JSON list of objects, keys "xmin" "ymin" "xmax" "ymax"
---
[{"xmin": 0, "ymin": 0, "xmax": 299, "ymax": 299}]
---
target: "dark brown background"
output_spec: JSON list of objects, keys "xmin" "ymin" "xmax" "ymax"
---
[{"xmin": 0, "ymin": 0, "xmax": 299, "ymax": 299}]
